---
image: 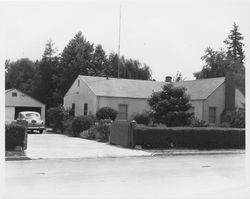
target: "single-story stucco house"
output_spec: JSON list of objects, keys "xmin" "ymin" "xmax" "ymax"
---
[
  {"xmin": 5, "ymin": 88, "xmax": 46, "ymax": 123},
  {"xmin": 63, "ymin": 74, "xmax": 245, "ymax": 126}
]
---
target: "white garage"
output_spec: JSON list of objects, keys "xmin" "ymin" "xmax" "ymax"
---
[{"xmin": 5, "ymin": 88, "xmax": 46, "ymax": 124}]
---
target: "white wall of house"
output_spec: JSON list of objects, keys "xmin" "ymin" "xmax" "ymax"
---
[
  {"xmin": 64, "ymin": 77, "xmax": 97, "ymax": 116},
  {"xmin": 235, "ymin": 88, "xmax": 245, "ymax": 109},
  {"xmin": 189, "ymin": 100, "xmax": 204, "ymax": 121},
  {"xmin": 203, "ymin": 82, "xmax": 225, "ymax": 126},
  {"xmin": 5, "ymin": 89, "xmax": 46, "ymax": 123},
  {"xmin": 98, "ymin": 96, "xmax": 151, "ymax": 120},
  {"xmin": 5, "ymin": 107, "xmax": 15, "ymax": 124}
]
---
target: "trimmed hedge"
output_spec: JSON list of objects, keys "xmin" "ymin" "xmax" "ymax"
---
[
  {"xmin": 5, "ymin": 123, "xmax": 26, "ymax": 150},
  {"xmin": 133, "ymin": 126, "xmax": 245, "ymax": 149}
]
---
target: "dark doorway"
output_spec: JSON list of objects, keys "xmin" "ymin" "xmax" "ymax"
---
[{"xmin": 15, "ymin": 106, "xmax": 42, "ymax": 119}]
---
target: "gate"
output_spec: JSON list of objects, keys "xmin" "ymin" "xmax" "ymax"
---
[{"xmin": 109, "ymin": 121, "xmax": 135, "ymax": 148}]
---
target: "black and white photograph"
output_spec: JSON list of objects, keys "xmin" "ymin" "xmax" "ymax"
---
[{"xmin": 1, "ymin": 0, "xmax": 249, "ymax": 198}]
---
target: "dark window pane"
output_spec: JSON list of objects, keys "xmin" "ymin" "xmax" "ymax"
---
[
  {"xmin": 12, "ymin": 92, "xmax": 17, "ymax": 97},
  {"xmin": 84, "ymin": 103, "xmax": 88, "ymax": 116}
]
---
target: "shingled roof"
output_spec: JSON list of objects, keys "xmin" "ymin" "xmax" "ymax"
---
[{"xmin": 79, "ymin": 75, "xmax": 225, "ymax": 100}]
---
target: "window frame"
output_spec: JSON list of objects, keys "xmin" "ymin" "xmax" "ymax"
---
[
  {"xmin": 84, "ymin": 103, "xmax": 88, "ymax": 116},
  {"xmin": 12, "ymin": 92, "xmax": 17, "ymax": 97},
  {"xmin": 72, "ymin": 103, "xmax": 75, "ymax": 117},
  {"xmin": 208, "ymin": 106, "xmax": 216, "ymax": 124},
  {"xmin": 118, "ymin": 104, "xmax": 128, "ymax": 120}
]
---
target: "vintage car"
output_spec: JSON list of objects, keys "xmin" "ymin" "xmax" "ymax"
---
[{"xmin": 17, "ymin": 111, "xmax": 45, "ymax": 133}]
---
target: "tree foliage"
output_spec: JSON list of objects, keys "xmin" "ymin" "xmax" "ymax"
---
[
  {"xmin": 5, "ymin": 58, "xmax": 37, "ymax": 96},
  {"xmin": 5, "ymin": 31, "xmax": 152, "ymax": 110},
  {"xmin": 193, "ymin": 23, "xmax": 245, "ymax": 94},
  {"xmin": 32, "ymin": 40, "xmax": 60, "ymax": 108},
  {"xmin": 224, "ymin": 22, "xmax": 245, "ymax": 65},
  {"xmin": 148, "ymin": 84, "xmax": 193, "ymax": 127}
]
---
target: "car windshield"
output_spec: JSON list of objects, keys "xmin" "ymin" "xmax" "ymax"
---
[{"xmin": 24, "ymin": 113, "xmax": 40, "ymax": 118}]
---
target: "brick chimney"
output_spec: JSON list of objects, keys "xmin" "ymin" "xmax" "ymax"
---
[
  {"xmin": 225, "ymin": 72, "xmax": 235, "ymax": 111},
  {"xmin": 165, "ymin": 76, "xmax": 172, "ymax": 82}
]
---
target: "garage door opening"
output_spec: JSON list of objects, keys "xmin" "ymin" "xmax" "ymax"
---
[{"xmin": 15, "ymin": 107, "xmax": 41, "ymax": 120}]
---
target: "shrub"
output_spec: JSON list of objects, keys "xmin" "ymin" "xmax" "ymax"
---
[
  {"xmin": 71, "ymin": 115, "xmax": 94, "ymax": 137},
  {"xmin": 189, "ymin": 116, "xmax": 208, "ymax": 127},
  {"xmin": 62, "ymin": 117, "xmax": 74, "ymax": 135},
  {"xmin": 47, "ymin": 105, "xmax": 69, "ymax": 132},
  {"xmin": 224, "ymin": 109, "xmax": 245, "ymax": 128},
  {"xmin": 88, "ymin": 119, "xmax": 112, "ymax": 142},
  {"xmin": 5, "ymin": 123, "xmax": 26, "ymax": 150},
  {"xmin": 133, "ymin": 112, "xmax": 151, "ymax": 125},
  {"xmin": 96, "ymin": 107, "xmax": 117, "ymax": 121}
]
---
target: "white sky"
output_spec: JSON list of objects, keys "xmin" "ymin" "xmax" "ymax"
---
[{"xmin": 0, "ymin": 0, "xmax": 249, "ymax": 81}]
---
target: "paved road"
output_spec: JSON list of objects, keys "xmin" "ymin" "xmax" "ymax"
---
[
  {"xmin": 4, "ymin": 154, "xmax": 249, "ymax": 199},
  {"xmin": 25, "ymin": 133, "xmax": 150, "ymax": 159}
]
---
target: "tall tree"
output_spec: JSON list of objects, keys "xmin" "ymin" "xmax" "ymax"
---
[
  {"xmin": 5, "ymin": 58, "xmax": 37, "ymax": 96},
  {"xmin": 106, "ymin": 52, "xmax": 152, "ymax": 80},
  {"xmin": 224, "ymin": 22, "xmax": 245, "ymax": 65},
  {"xmin": 173, "ymin": 71, "xmax": 184, "ymax": 82},
  {"xmin": 32, "ymin": 40, "xmax": 60, "ymax": 108},
  {"xmin": 89, "ymin": 44, "xmax": 107, "ymax": 76},
  {"xmin": 58, "ymin": 32, "xmax": 94, "ymax": 95},
  {"xmin": 193, "ymin": 47, "xmax": 228, "ymax": 79}
]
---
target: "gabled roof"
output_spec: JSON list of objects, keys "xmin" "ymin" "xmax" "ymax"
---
[
  {"xmin": 5, "ymin": 88, "xmax": 14, "ymax": 93},
  {"xmin": 5, "ymin": 88, "xmax": 46, "ymax": 105},
  {"xmin": 79, "ymin": 76, "xmax": 225, "ymax": 100}
]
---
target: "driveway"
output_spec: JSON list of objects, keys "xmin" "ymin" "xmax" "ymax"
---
[{"xmin": 25, "ymin": 133, "xmax": 151, "ymax": 159}]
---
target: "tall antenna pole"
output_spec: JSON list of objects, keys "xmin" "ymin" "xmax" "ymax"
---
[{"xmin": 118, "ymin": 5, "xmax": 121, "ymax": 78}]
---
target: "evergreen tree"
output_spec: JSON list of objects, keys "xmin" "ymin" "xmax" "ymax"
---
[
  {"xmin": 193, "ymin": 23, "xmax": 245, "ymax": 94},
  {"xmin": 89, "ymin": 44, "xmax": 107, "ymax": 76},
  {"xmin": 148, "ymin": 84, "xmax": 193, "ymax": 126},
  {"xmin": 224, "ymin": 22, "xmax": 245, "ymax": 65},
  {"xmin": 32, "ymin": 40, "xmax": 60, "ymax": 108},
  {"xmin": 5, "ymin": 58, "xmax": 37, "ymax": 96},
  {"xmin": 59, "ymin": 32, "xmax": 94, "ymax": 95}
]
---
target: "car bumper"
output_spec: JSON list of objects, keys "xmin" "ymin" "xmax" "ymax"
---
[{"xmin": 27, "ymin": 126, "xmax": 45, "ymax": 130}]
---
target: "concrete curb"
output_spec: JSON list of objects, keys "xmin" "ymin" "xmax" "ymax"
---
[
  {"xmin": 149, "ymin": 150, "xmax": 245, "ymax": 156},
  {"xmin": 5, "ymin": 156, "xmax": 32, "ymax": 161}
]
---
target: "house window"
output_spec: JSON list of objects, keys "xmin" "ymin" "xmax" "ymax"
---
[
  {"xmin": 84, "ymin": 103, "xmax": 88, "ymax": 116},
  {"xmin": 78, "ymin": 79, "xmax": 80, "ymax": 87},
  {"xmin": 12, "ymin": 92, "xmax": 17, "ymax": 97},
  {"xmin": 72, "ymin": 103, "xmax": 75, "ymax": 116},
  {"xmin": 209, "ymin": 107, "xmax": 216, "ymax": 124},
  {"xmin": 118, "ymin": 104, "xmax": 128, "ymax": 120}
]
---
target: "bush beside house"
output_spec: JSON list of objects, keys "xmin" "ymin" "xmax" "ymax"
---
[
  {"xmin": 148, "ymin": 84, "xmax": 194, "ymax": 127},
  {"xmin": 71, "ymin": 115, "xmax": 94, "ymax": 137},
  {"xmin": 133, "ymin": 112, "xmax": 151, "ymax": 126},
  {"xmin": 96, "ymin": 107, "xmax": 117, "ymax": 121},
  {"xmin": 47, "ymin": 105, "xmax": 69, "ymax": 133}
]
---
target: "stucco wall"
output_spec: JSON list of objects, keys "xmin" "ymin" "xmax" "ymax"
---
[
  {"xmin": 98, "ymin": 96, "xmax": 151, "ymax": 120},
  {"xmin": 190, "ymin": 100, "xmax": 204, "ymax": 121},
  {"xmin": 235, "ymin": 88, "xmax": 245, "ymax": 109},
  {"xmin": 203, "ymin": 82, "xmax": 225, "ymax": 126},
  {"xmin": 63, "ymin": 77, "xmax": 97, "ymax": 116},
  {"xmin": 5, "ymin": 89, "xmax": 46, "ymax": 122}
]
